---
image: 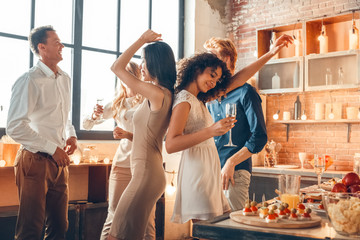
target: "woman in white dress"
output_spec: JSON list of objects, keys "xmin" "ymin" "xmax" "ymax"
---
[
  {"xmin": 165, "ymin": 53, "xmax": 235, "ymax": 223},
  {"xmin": 83, "ymin": 61, "xmax": 156, "ymax": 240},
  {"xmin": 166, "ymin": 34, "xmax": 293, "ymax": 224}
]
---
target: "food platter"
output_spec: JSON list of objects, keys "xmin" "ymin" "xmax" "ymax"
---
[{"xmin": 230, "ymin": 210, "xmax": 322, "ymax": 229}]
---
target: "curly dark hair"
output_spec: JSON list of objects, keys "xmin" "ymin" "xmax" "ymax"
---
[{"xmin": 175, "ymin": 52, "xmax": 231, "ymax": 103}]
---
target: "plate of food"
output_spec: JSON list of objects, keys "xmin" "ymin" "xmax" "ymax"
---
[{"xmin": 230, "ymin": 201, "xmax": 322, "ymax": 229}]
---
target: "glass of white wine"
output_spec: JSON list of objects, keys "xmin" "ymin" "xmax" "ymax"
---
[
  {"xmin": 224, "ymin": 103, "xmax": 237, "ymax": 147},
  {"xmin": 313, "ymin": 154, "xmax": 325, "ymax": 191},
  {"xmin": 95, "ymin": 98, "xmax": 105, "ymax": 123}
]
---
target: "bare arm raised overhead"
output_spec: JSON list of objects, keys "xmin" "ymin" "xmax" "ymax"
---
[
  {"xmin": 224, "ymin": 34, "xmax": 293, "ymax": 94},
  {"xmin": 111, "ymin": 30, "xmax": 165, "ymax": 111}
]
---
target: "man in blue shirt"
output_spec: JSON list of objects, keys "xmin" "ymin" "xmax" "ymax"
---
[{"xmin": 204, "ymin": 37, "xmax": 268, "ymax": 211}]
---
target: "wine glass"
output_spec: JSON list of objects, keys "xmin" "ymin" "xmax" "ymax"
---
[
  {"xmin": 94, "ymin": 98, "xmax": 105, "ymax": 123},
  {"xmin": 298, "ymin": 152, "xmax": 307, "ymax": 169},
  {"xmin": 224, "ymin": 103, "xmax": 237, "ymax": 147},
  {"xmin": 313, "ymin": 154, "xmax": 325, "ymax": 191}
]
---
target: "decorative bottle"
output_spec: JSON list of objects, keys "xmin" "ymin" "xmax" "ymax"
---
[
  {"xmin": 349, "ymin": 19, "xmax": 359, "ymax": 50},
  {"xmin": 325, "ymin": 68, "xmax": 333, "ymax": 86},
  {"xmin": 272, "ymin": 72, "xmax": 280, "ymax": 89},
  {"xmin": 294, "ymin": 95, "xmax": 301, "ymax": 120},
  {"xmin": 338, "ymin": 67, "xmax": 344, "ymax": 85},
  {"xmin": 318, "ymin": 25, "xmax": 328, "ymax": 54}
]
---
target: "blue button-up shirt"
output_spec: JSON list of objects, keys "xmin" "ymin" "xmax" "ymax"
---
[{"xmin": 207, "ymin": 83, "xmax": 267, "ymax": 173}]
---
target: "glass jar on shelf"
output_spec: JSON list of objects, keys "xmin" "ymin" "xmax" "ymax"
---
[{"xmin": 325, "ymin": 68, "xmax": 333, "ymax": 85}]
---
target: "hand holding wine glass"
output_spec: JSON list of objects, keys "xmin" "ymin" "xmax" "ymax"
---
[
  {"xmin": 93, "ymin": 98, "xmax": 105, "ymax": 123},
  {"xmin": 224, "ymin": 103, "xmax": 237, "ymax": 147}
]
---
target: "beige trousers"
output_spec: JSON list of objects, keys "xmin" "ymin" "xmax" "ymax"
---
[
  {"xmin": 224, "ymin": 169, "xmax": 251, "ymax": 211},
  {"xmin": 14, "ymin": 148, "xmax": 69, "ymax": 240},
  {"xmin": 100, "ymin": 166, "xmax": 156, "ymax": 240}
]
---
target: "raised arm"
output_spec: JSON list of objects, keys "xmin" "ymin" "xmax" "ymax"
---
[
  {"xmin": 225, "ymin": 34, "xmax": 293, "ymax": 93},
  {"xmin": 110, "ymin": 30, "xmax": 164, "ymax": 111}
]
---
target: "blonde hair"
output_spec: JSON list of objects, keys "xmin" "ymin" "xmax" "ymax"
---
[
  {"xmin": 111, "ymin": 61, "xmax": 143, "ymax": 119},
  {"xmin": 203, "ymin": 37, "xmax": 237, "ymax": 74}
]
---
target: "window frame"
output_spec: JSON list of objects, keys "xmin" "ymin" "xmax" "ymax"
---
[{"xmin": 0, "ymin": 0, "xmax": 184, "ymax": 140}]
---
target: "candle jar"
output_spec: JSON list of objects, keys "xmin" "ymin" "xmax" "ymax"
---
[
  {"xmin": 283, "ymin": 111, "xmax": 291, "ymax": 121},
  {"xmin": 346, "ymin": 107, "xmax": 358, "ymax": 119},
  {"xmin": 315, "ymin": 103, "xmax": 325, "ymax": 120}
]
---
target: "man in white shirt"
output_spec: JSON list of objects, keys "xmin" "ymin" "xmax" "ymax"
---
[{"xmin": 6, "ymin": 25, "xmax": 77, "ymax": 240}]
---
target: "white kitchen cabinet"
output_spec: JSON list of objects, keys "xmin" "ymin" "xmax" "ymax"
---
[
  {"xmin": 258, "ymin": 57, "xmax": 303, "ymax": 94},
  {"xmin": 256, "ymin": 12, "xmax": 360, "ymax": 94},
  {"xmin": 305, "ymin": 50, "xmax": 360, "ymax": 91}
]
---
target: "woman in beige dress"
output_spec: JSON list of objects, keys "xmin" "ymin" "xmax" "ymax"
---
[
  {"xmin": 109, "ymin": 30, "xmax": 176, "ymax": 240},
  {"xmin": 83, "ymin": 62, "xmax": 157, "ymax": 240}
]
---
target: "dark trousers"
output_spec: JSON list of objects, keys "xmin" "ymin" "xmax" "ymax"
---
[{"xmin": 14, "ymin": 149, "xmax": 69, "ymax": 240}]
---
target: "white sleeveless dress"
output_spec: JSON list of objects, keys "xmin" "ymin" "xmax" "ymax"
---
[{"xmin": 171, "ymin": 90, "xmax": 230, "ymax": 224}]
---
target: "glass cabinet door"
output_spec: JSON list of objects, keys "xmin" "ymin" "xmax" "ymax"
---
[
  {"xmin": 257, "ymin": 57, "xmax": 303, "ymax": 94},
  {"xmin": 305, "ymin": 50, "xmax": 360, "ymax": 91}
]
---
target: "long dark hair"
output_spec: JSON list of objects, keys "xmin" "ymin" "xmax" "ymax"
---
[
  {"xmin": 143, "ymin": 41, "xmax": 176, "ymax": 93},
  {"xmin": 175, "ymin": 52, "xmax": 231, "ymax": 102}
]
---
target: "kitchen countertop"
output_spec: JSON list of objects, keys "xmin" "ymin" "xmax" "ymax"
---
[
  {"xmin": 193, "ymin": 212, "xmax": 357, "ymax": 240},
  {"xmin": 252, "ymin": 166, "xmax": 348, "ymax": 179}
]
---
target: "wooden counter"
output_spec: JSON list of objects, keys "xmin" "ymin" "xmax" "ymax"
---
[{"xmin": 0, "ymin": 163, "xmax": 111, "ymax": 207}]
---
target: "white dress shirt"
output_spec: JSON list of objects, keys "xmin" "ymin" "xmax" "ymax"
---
[
  {"xmin": 6, "ymin": 61, "xmax": 76, "ymax": 155},
  {"xmin": 83, "ymin": 97, "xmax": 140, "ymax": 168}
]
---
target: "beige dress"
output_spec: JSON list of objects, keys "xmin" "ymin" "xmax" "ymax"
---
[{"xmin": 110, "ymin": 88, "xmax": 172, "ymax": 240}]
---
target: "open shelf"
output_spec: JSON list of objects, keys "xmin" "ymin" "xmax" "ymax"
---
[{"xmin": 275, "ymin": 119, "xmax": 360, "ymax": 142}]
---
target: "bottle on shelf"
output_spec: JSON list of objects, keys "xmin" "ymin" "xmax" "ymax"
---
[
  {"xmin": 338, "ymin": 67, "xmax": 344, "ymax": 85},
  {"xmin": 294, "ymin": 95, "xmax": 301, "ymax": 120},
  {"xmin": 272, "ymin": 72, "xmax": 280, "ymax": 89},
  {"xmin": 325, "ymin": 68, "xmax": 333, "ymax": 85},
  {"xmin": 349, "ymin": 18, "xmax": 359, "ymax": 50},
  {"xmin": 318, "ymin": 25, "xmax": 328, "ymax": 54}
]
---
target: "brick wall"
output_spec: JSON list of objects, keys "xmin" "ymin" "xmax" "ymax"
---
[{"xmin": 227, "ymin": 0, "xmax": 360, "ymax": 170}]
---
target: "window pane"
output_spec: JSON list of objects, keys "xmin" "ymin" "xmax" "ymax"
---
[
  {"xmin": 35, "ymin": 0, "xmax": 73, "ymax": 44},
  {"xmin": 120, "ymin": 0, "xmax": 149, "ymax": 55},
  {"xmin": 83, "ymin": 0, "xmax": 117, "ymax": 50},
  {"xmin": 80, "ymin": 50, "xmax": 116, "ymax": 131},
  {"xmin": 58, "ymin": 47, "xmax": 73, "ymax": 76},
  {"xmin": 0, "ymin": 37, "xmax": 30, "ymax": 128},
  {"xmin": 0, "ymin": 0, "xmax": 31, "ymax": 36},
  {"xmin": 152, "ymin": 0, "xmax": 179, "ymax": 59}
]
